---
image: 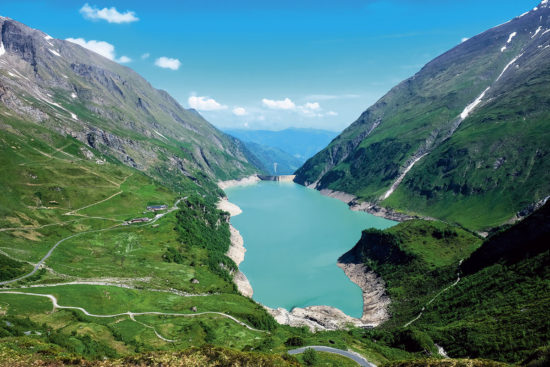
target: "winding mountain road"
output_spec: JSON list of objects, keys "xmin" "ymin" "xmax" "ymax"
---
[
  {"xmin": 0, "ymin": 196, "xmax": 269, "ymax": 341},
  {"xmin": 0, "ymin": 291, "xmax": 266, "ymax": 340},
  {"xmin": 288, "ymin": 346, "xmax": 376, "ymax": 366}
]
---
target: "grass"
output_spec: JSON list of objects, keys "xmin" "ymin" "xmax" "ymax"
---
[
  {"xmin": 293, "ymin": 351, "xmax": 361, "ymax": 366},
  {"xmin": 345, "ymin": 220, "xmax": 481, "ymax": 327}
]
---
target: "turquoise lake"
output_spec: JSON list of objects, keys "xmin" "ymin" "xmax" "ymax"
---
[{"xmin": 225, "ymin": 181, "xmax": 396, "ymax": 318}]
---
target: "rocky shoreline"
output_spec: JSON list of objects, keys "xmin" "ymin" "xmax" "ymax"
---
[
  {"xmin": 216, "ymin": 197, "xmax": 253, "ymax": 298},
  {"xmin": 337, "ymin": 252, "xmax": 390, "ymax": 325},
  {"xmin": 318, "ymin": 188, "xmax": 417, "ymax": 222}
]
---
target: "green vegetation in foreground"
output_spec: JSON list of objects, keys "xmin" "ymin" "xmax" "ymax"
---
[
  {"xmin": 381, "ymin": 359, "xmax": 509, "ymax": 367},
  {"xmin": 410, "ymin": 203, "xmax": 550, "ymax": 363},
  {"xmin": 347, "ymin": 205, "xmax": 550, "ymax": 364},
  {"xmin": 293, "ymin": 349, "xmax": 360, "ymax": 367},
  {"xmin": 0, "ymin": 341, "xmax": 300, "ymax": 366}
]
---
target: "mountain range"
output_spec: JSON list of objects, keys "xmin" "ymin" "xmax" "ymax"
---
[{"xmin": 224, "ymin": 128, "xmax": 338, "ymax": 175}]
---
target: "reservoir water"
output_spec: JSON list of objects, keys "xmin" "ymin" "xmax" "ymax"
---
[{"xmin": 225, "ymin": 181, "xmax": 396, "ymax": 318}]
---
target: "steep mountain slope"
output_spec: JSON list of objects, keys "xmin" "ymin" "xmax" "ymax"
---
[
  {"xmin": 225, "ymin": 128, "xmax": 338, "ymax": 162},
  {"xmin": 351, "ymin": 203, "xmax": 549, "ymax": 364},
  {"xmin": 0, "ymin": 17, "xmax": 259, "ymax": 188},
  {"xmin": 295, "ymin": 1, "xmax": 550, "ymax": 230}
]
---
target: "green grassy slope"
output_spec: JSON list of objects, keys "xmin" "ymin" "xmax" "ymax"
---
[
  {"xmin": 347, "ymin": 204, "xmax": 550, "ymax": 364},
  {"xmin": 343, "ymin": 220, "xmax": 482, "ymax": 326},
  {"xmin": 295, "ymin": 3, "xmax": 550, "ymax": 230}
]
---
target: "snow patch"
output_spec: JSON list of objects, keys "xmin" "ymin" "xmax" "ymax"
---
[
  {"xmin": 519, "ymin": 11, "xmax": 529, "ymax": 18},
  {"xmin": 154, "ymin": 130, "xmax": 168, "ymax": 140},
  {"xmin": 532, "ymin": 26, "xmax": 542, "ymax": 38},
  {"xmin": 382, "ymin": 154, "xmax": 428, "ymax": 200},
  {"xmin": 70, "ymin": 113, "xmax": 78, "ymax": 120},
  {"xmin": 44, "ymin": 35, "xmax": 54, "ymax": 46},
  {"xmin": 70, "ymin": 93, "xmax": 77, "ymax": 99},
  {"xmin": 460, "ymin": 87, "xmax": 491, "ymax": 120},
  {"xmin": 542, "ymin": 29, "xmax": 550, "ymax": 36},
  {"xmin": 7, "ymin": 71, "xmax": 18, "ymax": 78},
  {"xmin": 0, "ymin": 41, "xmax": 5, "ymax": 57},
  {"xmin": 502, "ymin": 32, "xmax": 517, "ymax": 50},
  {"xmin": 49, "ymin": 49, "xmax": 61, "ymax": 57},
  {"xmin": 496, "ymin": 53, "xmax": 524, "ymax": 82}
]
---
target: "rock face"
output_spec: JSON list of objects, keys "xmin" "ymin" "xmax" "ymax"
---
[
  {"xmin": 266, "ymin": 305, "xmax": 371, "ymax": 332},
  {"xmin": 294, "ymin": 1, "xmax": 550, "ymax": 230},
  {"xmin": 0, "ymin": 17, "xmax": 260, "ymax": 184},
  {"xmin": 336, "ymin": 260, "xmax": 390, "ymax": 325}
]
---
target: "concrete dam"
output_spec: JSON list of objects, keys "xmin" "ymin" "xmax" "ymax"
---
[{"xmin": 258, "ymin": 175, "xmax": 296, "ymax": 182}]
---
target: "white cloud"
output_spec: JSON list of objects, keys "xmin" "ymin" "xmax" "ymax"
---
[
  {"xmin": 327, "ymin": 111, "xmax": 338, "ymax": 116},
  {"xmin": 188, "ymin": 96, "xmax": 227, "ymax": 111},
  {"xmin": 233, "ymin": 107, "xmax": 247, "ymax": 116},
  {"xmin": 303, "ymin": 102, "xmax": 320, "ymax": 110},
  {"xmin": 80, "ymin": 3, "xmax": 138, "ymax": 24},
  {"xmin": 66, "ymin": 37, "xmax": 131, "ymax": 63},
  {"xmin": 262, "ymin": 97, "xmax": 296, "ymax": 110},
  {"xmin": 117, "ymin": 55, "xmax": 132, "ymax": 63},
  {"xmin": 141, "ymin": 53, "xmax": 150, "ymax": 60},
  {"xmin": 155, "ymin": 57, "xmax": 181, "ymax": 70}
]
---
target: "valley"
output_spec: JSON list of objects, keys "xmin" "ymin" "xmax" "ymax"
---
[{"xmin": 0, "ymin": 1, "xmax": 549, "ymax": 366}]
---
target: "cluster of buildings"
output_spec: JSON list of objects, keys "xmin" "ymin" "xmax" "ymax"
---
[{"xmin": 123, "ymin": 204, "xmax": 168, "ymax": 225}]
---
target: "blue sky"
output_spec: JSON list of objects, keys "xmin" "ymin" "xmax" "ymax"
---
[{"xmin": 0, "ymin": 0, "xmax": 542, "ymax": 131}]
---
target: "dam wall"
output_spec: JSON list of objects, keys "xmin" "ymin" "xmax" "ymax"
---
[{"xmin": 258, "ymin": 175, "xmax": 296, "ymax": 182}]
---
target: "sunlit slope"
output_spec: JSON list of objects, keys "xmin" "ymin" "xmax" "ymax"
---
[{"xmin": 295, "ymin": 2, "xmax": 550, "ymax": 230}]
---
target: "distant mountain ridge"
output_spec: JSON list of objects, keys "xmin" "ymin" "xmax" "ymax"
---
[
  {"xmin": 0, "ymin": 16, "xmax": 259, "ymax": 186},
  {"xmin": 294, "ymin": 1, "xmax": 550, "ymax": 230},
  {"xmin": 238, "ymin": 141, "xmax": 302, "ymax": 175},
  {"xmin": 224, "ymin": 128, "xmax": 338, "ymax": 162}
]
